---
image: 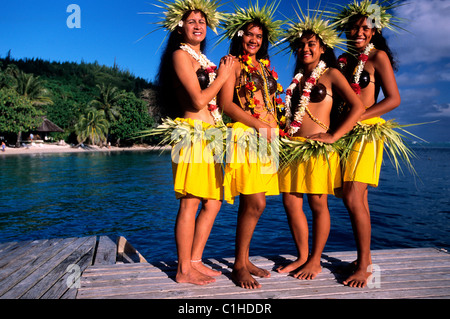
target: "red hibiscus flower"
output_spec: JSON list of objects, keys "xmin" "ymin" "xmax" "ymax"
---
[
  {"xmin": 359, "ymin": 54, "xmax": 369, "ymax": 62},
  {"xmin": 206, "ymin": 66, "xmax": 217, "ymax": 74},
  {"xmin": 245, "ymin": 82, "xmax": 256, "ymax": 92},
  {"xmin": 271, "ymin": 69, "xmax": 278, "ymax": 80},
  {"xmin": 208, "ymin": 104, "xmax": 218, "ymax": 111},
  {"xmin": 338, "ymin": 56, "xmax": 347, "ymax": 64},
  {"xmin": 291, "ymin": 120, "xmax": 301, "ymax": 127},
  {"xmin": 351, "ymin": 83, "xmax": 361, "ymax": 95},
  {"xmin": 279, "ymin": 129, "xmax": 289, "ymax": 137},
  {"xmin": 306, "ymin": 77, "xmax": 316, "ymax": 84}
]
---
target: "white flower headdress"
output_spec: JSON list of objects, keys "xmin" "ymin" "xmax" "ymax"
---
[
  {"xmin": 279, "ymin": 1, "xmax": 347, "ymax": 53},
  {"xmin": 143, "ymin": 0, "xmax": 226, "ymax": 35},
  {"xmin": 217, "ymin": 0, "xmax": 285, "ymax": 45},
  {"xmin": 329, "ymin": 0, "xmax": 406, "ymax": 33}
]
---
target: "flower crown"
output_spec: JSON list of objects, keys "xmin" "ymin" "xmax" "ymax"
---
[
  {"xmin": 280, "ymin": 3, "xmax": 347, "ymax": 53},
  {"xmin": 329, "ymin": 0, "xmax": 405, "ymax": 33},
  {"xmin": 218, "ymin": 0, "xmax": 285, "ymax": 45},
  {"xmin": 154, "ymin": 0, "xmax": 225, "ymax": 34}
]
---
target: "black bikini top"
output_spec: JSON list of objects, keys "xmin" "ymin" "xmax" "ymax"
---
[
  {"xmin": 251, "ymin": 72, "xmax": 278, "ymax": 95},
  {"xmin": 196, "ymin": 68, "xmax": 210, "ymax": 90},
  {"xmin": 310, "ymin": 83, "xmax": 329, "ymax": 103},
  {"xmin": 359, "ymin": 70, "xmax": 371, "ymax": 89}
]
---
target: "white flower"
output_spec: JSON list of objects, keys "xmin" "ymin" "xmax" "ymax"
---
[
  {"xmin": 178, "ymin": 20, "xmax": 183, "ymax": 27},
  {"xmin": 237, "ymin": 30, "xmax": 244, "ymax": 37}
]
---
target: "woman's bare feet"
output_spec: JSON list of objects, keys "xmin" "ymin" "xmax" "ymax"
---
[
  {"xmin": 176, "ymin": 267, "xmax": 215, "ymax": 285},
  {"xmin": 191, "ymin": 260, "xmax": 222, "ymax": 277},
  {"xmin": 343, "ymin": 264, "xmax": 371, "ymax": 288},
  {"xmin": 247, "ymin": 260, "xmax": 270, "ymax": 278},
  {"xmin": 276, "ymin": 257, "xmax": 307, "ymax": 274},
  {"xmin": 231, "ymin": 267, "xmax": 262, "ymax": 289},
  {"xmin": 293, "ymin": 259, "xmax": 322, "ymax": 280}
]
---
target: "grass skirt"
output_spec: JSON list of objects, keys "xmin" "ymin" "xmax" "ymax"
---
[{"xmin": 223, "ymin": 122, "xmax": 279, "ymax": 204}]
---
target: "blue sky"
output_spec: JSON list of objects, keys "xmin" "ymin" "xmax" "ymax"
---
[{"xmin": 1, "ymin": 0, "xmax": 449, "ymax": 142}]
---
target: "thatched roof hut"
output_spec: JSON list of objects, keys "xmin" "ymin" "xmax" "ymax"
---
[{"xmin": 36, "ymin": 117, "xmax": 64, "ymax": 133}]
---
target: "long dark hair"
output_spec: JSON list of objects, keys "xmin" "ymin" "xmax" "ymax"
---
[
  {"xmin": 229, "ymin": 21, "xmax": 270, "ymax": 59},
  {"xmin": 155, "ymin": 10, "xmax": 207, "ymax": 119}
]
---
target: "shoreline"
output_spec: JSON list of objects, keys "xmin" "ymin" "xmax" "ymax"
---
[{"xmin": 0, "ymin": 143, "xmax": 171, "ymax": 156}]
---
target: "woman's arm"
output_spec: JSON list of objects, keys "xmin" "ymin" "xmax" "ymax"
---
[
  {"xmin": 361, "ymin": 50, "xmax": 401, "ymax": 120},
  {"xmin": 172, "ymin": 50, "xmax": 234, "ymax": 110}
]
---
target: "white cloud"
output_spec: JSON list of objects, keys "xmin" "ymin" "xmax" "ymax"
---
[
  {"xmin": 388, "ymin": 0, "xmax": 450, "ymax": 65},
  {"xmin": 423, "ymin": 103, "xmax": 450, "ymax": 118}
]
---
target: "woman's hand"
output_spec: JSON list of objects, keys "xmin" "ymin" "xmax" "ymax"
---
[
  {"xmin": 306, "ymin": 132, "xmax": 337, "ymax": 144},
  {"xmin": 216, "ymin": 54, "xmax": 235, "ymax": 81}
]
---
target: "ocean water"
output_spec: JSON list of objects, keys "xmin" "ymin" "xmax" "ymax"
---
[{"xmin": 0, "ymin": 144, "xmax": 449, "ymax": 262}]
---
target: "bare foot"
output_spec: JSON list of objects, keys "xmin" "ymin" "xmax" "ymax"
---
[
  {"xmin": 276, "ymin": 258, "xmax": 307, "ymax": 274},
  {"xmin": 247, "ymin": 260, "xmax": 270, "ymax": 278},
  {"xmin": 293, "ymin": 260, "xmax": 322, "ymax": 280},
  {"xmin": 191, "ymin": 261, "xmax": 222, "ymax": 277},
  {"xmin": 343, "ymin": 265, "xmax": 371, "ymax": 288},
  {"xmin": 231, "ymin": 267, "xmax": 262, "ymax": 289},
  {"xmin": 176, "ymin": 268, "xmax": 215, "ymax": 285}
]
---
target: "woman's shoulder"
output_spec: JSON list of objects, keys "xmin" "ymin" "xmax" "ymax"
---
[{"xmin": 370, "ymin": 48, "xmax": 389, "ymax": 63}]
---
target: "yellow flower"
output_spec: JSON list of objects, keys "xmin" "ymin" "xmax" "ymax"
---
[
  {"xmin": 277, "ymin": 83, "xmax": 283, "ymax": 92},
  {"xmin": 260, "ymin": 59, "xmax": 269, "ymax": 67},
  {"xmin": 279, "ymin": 115, "xmax": 286, "ymax": 124}
]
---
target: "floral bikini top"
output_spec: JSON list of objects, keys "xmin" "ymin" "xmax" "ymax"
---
[{"xmin": 237, "ymin": 68, "xmax": 278, "ymax": 95}]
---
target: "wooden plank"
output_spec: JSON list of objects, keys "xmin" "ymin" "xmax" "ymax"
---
[
  {"xmin": 0, "ymin": 238, "xmax": 73, "ymax": 297},
  {"xmin": 94, "ymin": 236, "xmax": 117, "ymax": 265},
  {"xmin": 77, "ymin": 247, "xmax": 450, "ymax": 299},
  {"xmin": 20, "ymin": 236, "xmax": 96, "ymax": 299},
  {"xmin": 0, "ymin": 237, "xmax": 94, "ymax": 299}
]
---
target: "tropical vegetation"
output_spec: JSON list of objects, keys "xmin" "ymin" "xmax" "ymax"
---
[{"xmin": 0, "ymin": 52, "xmax": 159, "ymax": 147}]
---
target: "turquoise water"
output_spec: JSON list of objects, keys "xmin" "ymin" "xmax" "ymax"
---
[{"xmin": 1, "ymin": 145, "xmax": 449, "ymax": 262}]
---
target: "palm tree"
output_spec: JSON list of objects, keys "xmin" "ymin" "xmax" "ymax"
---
[
  {"xmin": 89, "ymin": 83, "xmax": 124, "ymax": 123},
  {"xmin": 75, "ymin": 109, "xmax": 109, "ymax": 146},
  {"xmin": 9, "ymin": 69, "xmax": 53, "ymax": 106}
]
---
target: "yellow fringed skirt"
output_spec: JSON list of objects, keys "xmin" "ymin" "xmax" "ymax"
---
[
  {"xmin": 342, "ymin": 117, "xmax": 385, "ymax": 187},
  {"xmin": 171, "ymin": 117, "xmax": 223, "ymax": 200},
  {"xmin": 279, "ymin": 136, "xmax": 342, "ymax": 195},
  {"xmin": 223, "ymin": 122, "xmax": 279, "ymax": 204}
]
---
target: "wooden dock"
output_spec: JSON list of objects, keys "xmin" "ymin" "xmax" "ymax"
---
[{"xmin": 1, "ymin": 236, "xmax": 449, "ymax": 299}]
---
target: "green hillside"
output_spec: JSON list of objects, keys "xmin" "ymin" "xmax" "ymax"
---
[{"xmin": 0, "ymin": 53, "xmax": 159, "ymax": 146}]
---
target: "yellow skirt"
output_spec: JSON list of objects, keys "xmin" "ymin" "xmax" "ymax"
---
[
  {"xmin": 279, "ymin": 137, "xmax": 342, "ymax": 195},
  {"xmin": 171, "ymin": 118, "xmax": 223, "ymax": 200},
  {"xmin": 223, "ymin": 122, "xmax": 279, "ymax": 204},
  {"xmin": 342, "ymin": 117, "xmax": 385, "ymax": 187}
]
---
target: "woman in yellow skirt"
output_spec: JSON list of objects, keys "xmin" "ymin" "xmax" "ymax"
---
[
  {"xmin": 153, "ymin": 0, "xmax": 234, "ymax": 285},
  {"xmin": 217, "ymin": 2, "xmax": 285, "ymax": 289},
  {"xmin": 332, "ymin": 1, "xmax": 402, "ymax": 287},
  {"xmin": 276, "ymin": 8, "xmax": 364, "ymax": 280}
]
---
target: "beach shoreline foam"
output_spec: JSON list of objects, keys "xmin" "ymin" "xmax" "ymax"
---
[{"xmin": 0, "ymin": 143, "xmax": 170, "ymax": 156}]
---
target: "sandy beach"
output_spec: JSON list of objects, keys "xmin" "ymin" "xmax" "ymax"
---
[{"xmin": 0, "ymin": 142, "xmax": 170, "ymax": 156}]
